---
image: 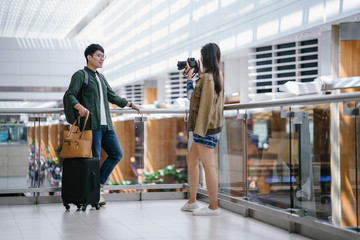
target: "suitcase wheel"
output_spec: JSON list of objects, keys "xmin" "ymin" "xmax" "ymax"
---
[
  {"xmin": 76, "ymin": 204, "xmax": 82, "ymax": 210},
  {"xmin": 91, "ymin": 204, "xmax": 100, "ymax": 210},
  {"xmin": 64, "ymin": 203, "xmax": 70, "ymax": 210}
]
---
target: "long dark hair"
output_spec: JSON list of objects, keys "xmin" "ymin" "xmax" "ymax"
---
[{"xmin": 201, "ymin": 43, "xmax": 222, "ymax": 94}]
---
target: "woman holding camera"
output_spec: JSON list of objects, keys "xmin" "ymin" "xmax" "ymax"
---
[{"xmin": 181, "ymin": 43, "xmax": 224, "ymax": 216}]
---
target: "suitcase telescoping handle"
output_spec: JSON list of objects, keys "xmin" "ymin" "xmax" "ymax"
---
[{"xmin": 91, "ymin": 170, "xmax": 96, "ymax": 190}]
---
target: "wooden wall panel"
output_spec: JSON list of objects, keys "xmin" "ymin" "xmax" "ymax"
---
[
  {"xmin": 27, "ymin": 127, "xmax": 33, "ymax": 145},
  {"xmin": 339, "ymin": 40, "xmax": 360, "ymax": 227},
  {"xmin": 48, "ymin": 124, "xmax": 59, "ymax": 161},
  {"xmin": 32, "ymin": 126, "xmax": 39, "ymax": 155},
  {"xmin": 340, "ymin": 41, "xmax": 360, "ymax": 79},
  {"xmin": 145, "ymin": 88, "xmax": 157, "ymax": 105},
  {"xmin": 146, "ymin": 118, "xmax": 177, "ymax": 172},
  {"xmin": 40, "ymin": 126, "xmax": 48, "ymax": 161},
  {"xmin": 27, "ymin": 127, "xmax": 34, "ymax": 164}
]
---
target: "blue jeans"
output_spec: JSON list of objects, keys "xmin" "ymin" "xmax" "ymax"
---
[{"xmin": 92, "ymin": 125, "xmax": 123, "ymax": 185}]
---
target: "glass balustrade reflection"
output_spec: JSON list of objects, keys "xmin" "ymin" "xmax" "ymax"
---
[
  {"xmin": 340, "ymin": 102, "xmax": 360, "ymax": 230},
  {"xmin": 356, "ymin": 114, "xmax": 360, "ymax": 230},
  {"xmin": 291, "ymin": 105, "xmax": 331, "ymax": 222},
  {"xmin": 218, "ymin": 106, "xmax": 333, "ymax": 221},
  {"xmin": 217, "ymin": 103, "xmax": 358, "ymax": 231},
  {"xmin": 0, "ymin": 123, "xmax": 27, "ymax": 143},
  {"xmin": 27, "ymin": 115, "xmax": 64, "ymax": 195},
  {"xmin": 244, "ymin": 109, "xmax": 291, "ymax": 209},
  {"xmin": 216, "ymin": 111, "xmax": 246, "ymax": 197},
  {"xmin": 0, "ymin": 123, "xmax": 28, "ymax": 190}
]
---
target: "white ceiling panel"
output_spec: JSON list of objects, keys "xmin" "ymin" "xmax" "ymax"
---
[{"xmin": 0, "ymin": 0, "xmax": 101, "ymax": 38}]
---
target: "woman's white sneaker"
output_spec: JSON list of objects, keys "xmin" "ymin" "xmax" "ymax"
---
[
  {"xmin": 181, "ymin": 202, "xmax": 199, "ymax": 212},
  {"xmin": 192, "ymin": 207, "xmax": 220, "ymax": 216}
]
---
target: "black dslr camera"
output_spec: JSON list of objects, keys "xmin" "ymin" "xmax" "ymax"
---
[{"xmin": 177, "ymin": 58, "xmax": 199, "ymax": 74}]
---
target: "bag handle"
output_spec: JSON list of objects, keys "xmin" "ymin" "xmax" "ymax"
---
[
  {"xmin": 79, "ymin": 112, "xmax": 90, "ymax": 139},
  {"xmin": 67, "ymin": 112, "xmax": 90, "ymax": 138}
]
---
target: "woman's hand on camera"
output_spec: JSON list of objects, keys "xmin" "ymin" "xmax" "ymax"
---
[{"xmin": 185, "ymin": 61, "xmax": 194, "ymax": 80}]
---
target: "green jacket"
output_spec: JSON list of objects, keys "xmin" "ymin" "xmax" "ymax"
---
[
  {"xmin": 188, "ymin": 72, "xmax": 224, "ymax": 137},
  {"xmin": 64, "ymin": 67, "xmax": 128, "ymax": 130}
]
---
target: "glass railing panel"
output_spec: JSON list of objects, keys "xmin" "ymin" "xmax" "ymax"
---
[
  {"xmin": 340, "ymin": 101, "xmax": 360, "ymax": 229},
  {"xmin": 0, "ymin": 115, "xmax": 63, "ymax": 194},
  {"xmin": 0, "ymin": 123, "xmax": 27, "ymax": 143},
  {"xmin": 218, "ymin": 100, "xmax": 358, "ymax": 232},
  {"xmin": 28, "ymin": 115, "xmax": 63, "ymax": 195},
  {"xmin": 292, "ymin": 105, "xmax": 331, "ymax": 222},
  {"xmin": 357, "ymin": 113, "xmax": 360, "ymax": 230},
  {"xmin": 216, "ymin": 111, "xmax": 246, "ymax": 197},
  {"xmin": 0, "ymin": 123, "xmax": 28, "ymax": 190},
  {"xmin": 245, "ymin": 108, "xmax": 291, "ymax": 209}
]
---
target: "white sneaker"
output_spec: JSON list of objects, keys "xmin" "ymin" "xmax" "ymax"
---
[
  {"xmin": 192, "ymin": 207, "xmax": 220, "ymax": 216},
  {"xmin": 181, "ymin": 202, "xmax": 199, "ymax": 212},
  {"xmin": 99, "ymin": 194, "xmax": 106, "ymax": 206}
]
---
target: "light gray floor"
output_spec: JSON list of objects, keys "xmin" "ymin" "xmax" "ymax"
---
[{"xmin": 0, "ymin": 199, "xmax": 312, "ymax": 240}]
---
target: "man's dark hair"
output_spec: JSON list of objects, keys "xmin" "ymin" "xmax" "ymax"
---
[{"xmin": 84, "ymin": 44, "xmax": 104, "ymax": 63}]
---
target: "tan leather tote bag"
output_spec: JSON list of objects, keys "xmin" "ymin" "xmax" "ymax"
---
[{"xmin": 60, "ymin": 112, "xmax": 93, "ymax": 158}]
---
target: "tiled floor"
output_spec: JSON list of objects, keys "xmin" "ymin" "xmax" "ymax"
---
[{"xmin": 0, "ymin": 200, "xmax": 312, "ymax": 240}]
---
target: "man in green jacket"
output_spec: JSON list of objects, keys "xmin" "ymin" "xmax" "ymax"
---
[{"xmin": 64, "ymin": 44, "xmax": 141, "ymax": 205}]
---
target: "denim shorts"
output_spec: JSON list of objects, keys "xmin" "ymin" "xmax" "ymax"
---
[{"xmin": 193, "ymin": 133, "xmax": 220, "ymax": 149}]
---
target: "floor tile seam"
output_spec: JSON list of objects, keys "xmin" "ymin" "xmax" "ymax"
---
[
  {"xmin": 40, "ymin": 205, "xmax": 66, "ymax": 239},
  {"xmin": 42, "ymin": 205, "xmax": 107, "ymax": 236},
  {"xmin": 9, "ymin": 206, "xmax": 25, "ymax": 240},
  {"xmin": 86, "ymin": 208, "xmax": 144, "ymax": 239}
]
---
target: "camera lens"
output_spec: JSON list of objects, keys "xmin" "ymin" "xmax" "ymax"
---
[
  {"xmin": 177, "ymin": 58, "xmax": 199, "ymax": 74},
  {"xmin": 177, "ymin": 61, "xmax": 186, "ymax": 70}
]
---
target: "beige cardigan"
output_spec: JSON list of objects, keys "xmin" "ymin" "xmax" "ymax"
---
[{"xmin": 188, "ymin": 72, "xmax": 224, "ymax": 137}]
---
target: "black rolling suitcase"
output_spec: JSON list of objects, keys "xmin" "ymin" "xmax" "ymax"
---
[{"xmin": 61, "ymin": 158, "xmax": 101, "ymax": 211}]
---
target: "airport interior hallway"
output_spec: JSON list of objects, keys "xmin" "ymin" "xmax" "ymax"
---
[{"xmin": 0, "ymin": 200, "xmax": 311, "ymax": 240}]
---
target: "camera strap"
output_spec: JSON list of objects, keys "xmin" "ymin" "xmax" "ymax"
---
[{"xmin": 183, "ymin": 68, "xmax": 196, "ymax": 79}]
